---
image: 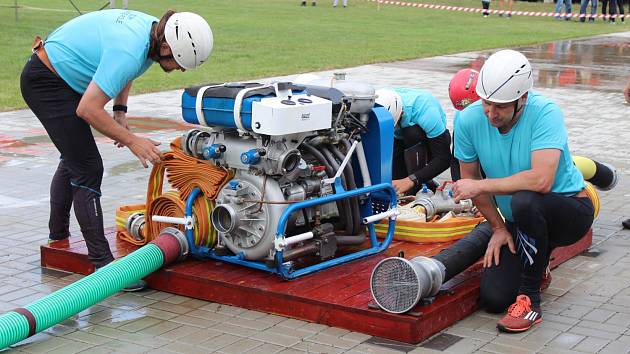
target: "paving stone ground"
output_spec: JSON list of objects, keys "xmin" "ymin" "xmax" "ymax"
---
[{"xmin": 1, "ymin": 32, "xmax": 630, "ymax": 353}]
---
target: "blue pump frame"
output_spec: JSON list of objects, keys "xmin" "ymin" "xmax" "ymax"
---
[
  {"xmin": 183, "ymin": 181, "xmax": 397, "ymax": 279},
  {"xmin": 178, "ymin": 106, "xmax": 397, "ymax": 279}
]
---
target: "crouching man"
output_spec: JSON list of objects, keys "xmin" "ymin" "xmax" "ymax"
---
[{"xmin": 452, "ymin": 49, "xmax": 593, "ymax": 333}]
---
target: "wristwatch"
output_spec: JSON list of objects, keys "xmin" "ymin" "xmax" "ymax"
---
[
  {"xmin": 113, "ymin": 104, "xmax": 128, "ymax": 113},
  {"xmin": 408, "ymin": 174, "xmax": 418, "ymax": 186}
]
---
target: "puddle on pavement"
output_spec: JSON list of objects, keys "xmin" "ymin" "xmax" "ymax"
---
[
  {"xmin": 399, "ymin": 35, "xmax": 630, "ymax": 93},
  {"xmin": 107, "ymin": 160, "xmax": 145, "ymax": 177},
  {"xmin": 126, "ymin": 116, "xmax": 192, "ymax": 133}
]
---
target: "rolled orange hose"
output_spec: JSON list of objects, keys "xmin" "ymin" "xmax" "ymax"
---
[{"xmin": 116, "ymin": 137, "xmax": 231, "ymax": 246}]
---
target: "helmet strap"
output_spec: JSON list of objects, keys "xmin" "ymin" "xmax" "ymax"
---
[{"xmin": 511, "ymin": 98, "xmax": 524, "ymax": 122}]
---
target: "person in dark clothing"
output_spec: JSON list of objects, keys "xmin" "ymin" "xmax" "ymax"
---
[
  {"xmin": 375, "ymin": 88, "xmax": 451, "ymax": 196},
  {"xmin": 20, "ymin": 9, "xmax": 213, "ymax": 290}
]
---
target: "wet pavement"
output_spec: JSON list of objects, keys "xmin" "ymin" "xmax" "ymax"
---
[{"xmin": 0, "ymin": 31, "xmax": 630, "ymax": 353}]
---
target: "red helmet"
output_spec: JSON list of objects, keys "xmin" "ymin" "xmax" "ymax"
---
[{"xmin": 448, "ymin": 69, "xmax": 480, "ymax": 110}]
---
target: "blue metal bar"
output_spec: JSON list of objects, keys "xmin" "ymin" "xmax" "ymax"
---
[
  {"xmin": 186, "ymin": 183, "xmax": 397, "ymax": 280},
  {"xmin": 185, "ymin": 187, "xmax": 202, "ymax": 254},
  {"xmin": 275, "ymin": 182, "xmax": 397, "ymax": 279},
  {"xmin": 274, "ymin": 182, "xmax": 396, "ymax": 238}
]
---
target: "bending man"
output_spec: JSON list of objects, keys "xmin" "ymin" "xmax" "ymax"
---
[
  {"xmin": 375, "ymin": 88, "xmax": 451, "ymax": 196},
  {"xmin": 20, "ymin": 9, "xmax": 213, "ymax": 290}
]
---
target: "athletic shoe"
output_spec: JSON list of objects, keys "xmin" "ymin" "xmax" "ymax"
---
[
  {"xmin": 496, "ymin": 295, "xmax": 542, "ymax": 333},
  {"xmin": 540, "ymin": 266, "xmax": 552, "ymax": 291},
  {"xmin": 123, "ymin": 279, "xmax": 148, "ymax": 292}
]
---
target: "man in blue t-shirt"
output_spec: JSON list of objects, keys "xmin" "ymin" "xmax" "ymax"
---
[
  {"xmin": 452, "ymin": 50, "xmax": 594, "ymax": 333},
  {"xmin": 20, "ymin": 9, "xmax": 213, "ymax": 289},
  {"xmin": 375, "ymin": 88, "xmax": 451, "ymax": 196}
]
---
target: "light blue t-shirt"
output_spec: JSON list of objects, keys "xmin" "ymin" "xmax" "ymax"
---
[
  {"xmin": 393, "ymin": 88, "xmax": 447, "ymax": 140},
  {"xmin": 454, "ymin": 91, "xmax": 585, "ymax": 221},
  {"xmin": 45, "ymin": 9, "xmax": 157, "ymax": 98}
]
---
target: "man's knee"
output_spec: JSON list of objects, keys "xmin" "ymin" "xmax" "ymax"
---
[{"xmin": 511, "ymin": 190, "xmax": 543, "ymax": 222}]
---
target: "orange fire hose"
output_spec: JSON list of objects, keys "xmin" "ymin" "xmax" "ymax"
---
[{"xmin": 117, "ymin": 137, "xmax": 233, "ymax": 246}]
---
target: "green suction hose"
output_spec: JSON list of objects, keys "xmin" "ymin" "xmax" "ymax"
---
[{"xmin": 0, "ymin": 227, "xmax": 188, "ymax": 349}]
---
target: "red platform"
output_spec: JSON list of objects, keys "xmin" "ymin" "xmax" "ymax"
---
[{"xmin": 41, "ymin": 228, "xmax": 592, "ymax": 344}]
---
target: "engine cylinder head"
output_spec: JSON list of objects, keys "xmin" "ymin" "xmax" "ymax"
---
[{"xmin": 370, "ymin": 256, "xmax": 445, "ymax": 313}]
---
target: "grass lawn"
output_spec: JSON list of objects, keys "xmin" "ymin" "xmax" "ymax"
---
[{"xmin": 0, "ymin": 0, "xmax": 625, "ymax": 111}]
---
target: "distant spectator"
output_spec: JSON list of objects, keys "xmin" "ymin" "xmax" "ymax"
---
[
  {"xmin": 333, "ymin": 0, "xmax": 347, "ymax": 7},
  {"xmin": 601, "ymin": 0, "xmax": 618, "ymax": 21},
  {"xmin": 498, "ymin": 0, "xmax": 513, "ymax": 17},
  {"xmin": 612, "ymin": 0, "xmax": 625, "ymax": 22},
  {"xmin": 556, "ymin": 0, "xmax": 573, "ymax": 20},
  {"xmin": 482, "ymin": 0, "xmax": 491, "ymax": 17},
  {"xmin": 579, "ymin": 0, "xmax": 597, "ymax": 22}
]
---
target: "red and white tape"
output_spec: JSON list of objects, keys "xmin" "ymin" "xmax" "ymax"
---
[{"xmin": 369, "ymin": 0, "xmax": 624, "ymax": 19}]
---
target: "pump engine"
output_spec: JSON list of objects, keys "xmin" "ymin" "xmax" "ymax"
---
[{"xmin": 169, "ymin": 80, "xmax": 398, "ymax": 278}]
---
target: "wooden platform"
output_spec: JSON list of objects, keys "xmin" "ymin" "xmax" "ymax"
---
[{"xmin": 41, "ymin": 228, "xmax": 592, "ymax": 344}]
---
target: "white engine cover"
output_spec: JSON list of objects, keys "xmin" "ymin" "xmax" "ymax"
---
[{"xmin": 251, "ymin": 94, "xmax": 332, "ymax": 135}]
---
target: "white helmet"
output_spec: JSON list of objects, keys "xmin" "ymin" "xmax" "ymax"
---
[
  {"xmin": 293, "ymin": 73, "xmax": 322, "ymax": 85},
  {"xmin": 164, "ymin": 12, "xmax": 213, "ymax": 70},
  {"xmin": 375, "ymin": 89, "xmax": 403, "ymax": 125},
  {"xmin": 476, "ymin": 49, "xmax": 533, "ymax": 103}
]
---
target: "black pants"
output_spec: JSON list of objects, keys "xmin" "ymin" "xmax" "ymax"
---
[
  {"xmin": 483, "ymin": 191, "xmax": 593, "ymax": 310},
  {"xmin": 435, "ymin": 190, "xmax": 593, "ymax": 312},
  {"xmin": 602, "ymin": 0, "xmax": 623, "ymax": 20},
  {"xmin": 20, "ymin": 54, "xmax": 114, "ymax": 267}
]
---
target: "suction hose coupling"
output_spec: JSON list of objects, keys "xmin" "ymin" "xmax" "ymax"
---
[
  {"xmin": 413, "ymin": 191, "xmax": 474, "ymax": 219},
  {"xmin": 154, "ymin": 227, "xmax": 190, "ymax": 263},
  {"xmin": 370, "ymin": 256, "xmax": 445, "ymax": 314},
  {"xmin": 126, "ymin": 212, "xmax": 146, "ymax": 241}
]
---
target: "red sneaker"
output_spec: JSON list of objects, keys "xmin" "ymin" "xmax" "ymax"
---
[
  {"xmin": 497, "ymin": 295, "xmax": 542, "ymax": 333},
  {"xmin": 540, "ymin": 266, "xmax": 552, "ymax": 291}
]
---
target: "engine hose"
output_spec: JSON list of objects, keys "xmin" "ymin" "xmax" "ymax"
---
[
  {"xmin": 0, "ymin": 229, "xmax": 188, "ymax": 349},
  {"xmin": 573, "ymin": 156, "xmax": 618, "ymax": 191},
  {"xmin": 335, "ymin": 235, "xmax": 366, "ymax": 245},
  {"xmin": 432, "ymin": 223, "xmax": 492, "ymax": 282},
  {"xmin": 301, "ymin": 143, "xmax": 349, "ymax": 233},
  {"xmin": 329, "ymin": 141, "xmax": 362, "ymax": 236},
  {"xmin": 283, "ymin": 243, "xmax": 320, "ymax": 261},
  {"xmin": 320, "ymin": 145, "xmax": 354, "ymax": 236}
]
